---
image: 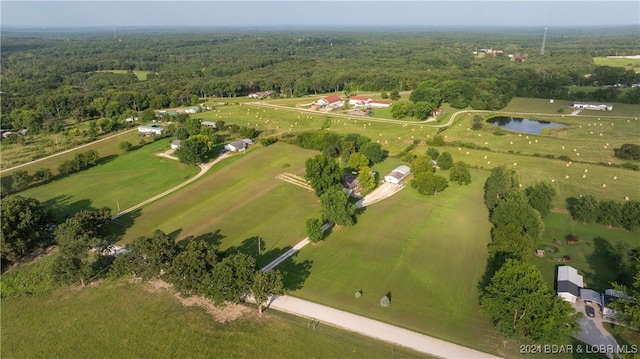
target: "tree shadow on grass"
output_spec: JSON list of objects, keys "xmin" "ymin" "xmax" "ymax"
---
[
  {"xmin": 179, "ymin": 229, "xmax": 225, "ymax": 248},
  {"xmin": 106, "ymin": 209, "xmax": 142, "ymax": 239},
  {"xmin": 277, "ymin": 252, "xmax": 314, "ymax": 291},
  {"xmin": 95, "ymin": 154, "xmax": 118, "ymax": 166}
]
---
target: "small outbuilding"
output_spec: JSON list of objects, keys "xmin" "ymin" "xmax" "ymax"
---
[
  {"xmin": 225, "ymin": 140, "xmax": 249, "ymax": 152},
  {"xmin": 171, "ymin": 140, "xmax": 181, "ymax": 150},
  {"xmin": 138, "ymin": 124, "xmax": 163, "ymax": 135},
  {"xmin": 384, "ymin": 165, "xmax": 411, "ymax": 185}
]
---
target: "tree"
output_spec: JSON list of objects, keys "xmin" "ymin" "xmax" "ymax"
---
[
  {"xmin": 11, "ymin": 170, "xmax": 30, "ymax": 192},
  {"xmin": 471, "ymin": 115, "xmax": 483, "ymax": 130},
  {"xmin": 305, "ymin": 218, "xmax": 324, "ymax": 243},
  {"xmin": 185, "ymin": 117, "xmax": 202, "ymax": 136},
  {"xmin": 570, "ymin": 194, "xmax": 599, "ymax": 223},
  {"xmin": 488, "ymin": 223, "xmax": 533, "ymax": 266},
  {"xmin": 449, "ymin": 161, "xmax": 472, "ymax": 185},
  {"xmin": 411, "ymin": 171, "xmax": 448, "ymax": 195},
  {"xmin": 119, "ymin": 141, "xmax": 132, "ymax": 152},
  {"xmin": 357, "ymin": 166, "xmax": 377, "ymax": 191},
  {"xmin": 347, "ymin": 152, "xmax": 370, "ymax": 170},
  {"xmin": 412, "ymin": 101, "xmax": 435, "ymax": 120},
  {"xmin": 491, "ymin": 191, "xmax": 545, "ymax": 241},
  {"xmin": 596, "ymin": 200, "xmax": 623, "ymax": 228},
  {"xmin": 436, "ymin": 151, "xmax": 453, "ymax": 170},
  {"xmin": 359, "ymin": 142, "xmax": 385, "ymax": 164},
  {"xmin": 51, "ymin": 211, "xmax": 111, "ymax": 285},
  {"xmin": 524, "ymin": 181, "xmax": 556, "ymax": 218},
  {"xmin": 163, "ymin": 240, "xmax": 220, "ymax": 296},
  {"xmin": 305, "ymin": 155, "xmax": 343, "ymax": 197},
  {"xmin": 426, "ymin": 147, "xmax": 439, "ymax": 160},
  {"xmin": 391, "ymin": 100, "xmax": 413, "ymax": 119},
  {"xmin": 140, "ymin": 108, "xmax": 156, "ymax": 123},
  {"xmin": 614, "ymin": 143, "xmax": 640, "ymax": 160},
  {"xmin": 620, "ymin": 200, "xmax": 640, "ymax": 231},
  {"xmin": 389, "ymin": 89, "xmax": 401, "ymax": 101},
  {"xmin": 410, "ymin": 155, "xmax": 435, "ymax": 176},
  {"xmin": 208, "ymin": 253, "xmax": 256, "ymax": 305},
  {"xmin": 320, "ymin": 187, "xmax": 356, "ymax": 226},
  {"xmin": 481, "ymin": 259, "xmax": 579, "ymax": 342},
  {"xmin": 111, "ymin": 230, "xmax": 178, "ymax": 280},
  {"xmin": 175, "ymin": 136, "xmax": 210, "ymax": 165},
  {"xmin": 33, "ymin": 167, "xmax": 53, "ymax": 183},
  {"xmin": 0, "ymin": 195, "xmax": 54, "ymax": 262},
  {"xmin": 483, "ymin": 165, "xmax": 518, "ymax": 210},
  {"xmin": 252, "ymin": 270, "xmax": 285, "ymax": 314},
  {"xmin": 610, "ymin": 272, "xmax": 640, "ymax": 329},
  {"xmin": 175, "ymin": 127, "xmax": 189, "ymax": 140}
]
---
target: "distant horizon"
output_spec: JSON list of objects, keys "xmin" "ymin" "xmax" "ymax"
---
[{"xmin": 2, "ymin": 1, "xmax": 639, "ymax": 28}]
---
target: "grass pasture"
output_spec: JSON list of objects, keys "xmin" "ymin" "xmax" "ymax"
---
[
  {"xmin": 94, "ymin": 69, "xmax": 150, "ymax": 81},
  {"xmin": 19, "ymin": 138, "xmax": 199, "ymax": 220},
  {"xmin": 110, "ymin": 143, "xmax": 322, "ymax": 268},
  {"xmin": 198, "ymin": 104, "xmax": 440, "ymax": 156},
  {"xmin": 1, "ymin": 279, "xmax": 428, "ymax": 359},
  {"xmin": 593, "ymin": 56, "xmax": 640, "ymax": 72},
  {"xmin": 285, "ymin": 169, "xmax": 507, "ymax": 354}
]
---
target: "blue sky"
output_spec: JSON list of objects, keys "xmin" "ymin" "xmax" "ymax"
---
[{"xmin": 2, "ymin": 1, "xmax": 639, "ymax": 28}]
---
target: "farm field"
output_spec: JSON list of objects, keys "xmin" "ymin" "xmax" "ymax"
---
[
  {"xmin": 196, "ymin": 104, "xmax": 440, "ymax": 155},
  {"xmin": 1, "ymin": 279, "xmax": 428, "ymax": 359},
  {"xmin": 285, "ymin": 169, "xmax": 507, "ymax": 354},
  {"xmin": 110, "ymin": 143, "xmax": 322, "ymax": 268},
  {"xmin": 0, "ymin": 128, "xmax": 140, "ymax": 174},
  {"xmin": 95, "ymin": 69, "xmax": 151, "ymax": 81},
  {"xmin": 18, "ymin": 138, "xmax": 200, "ymax": 220}
]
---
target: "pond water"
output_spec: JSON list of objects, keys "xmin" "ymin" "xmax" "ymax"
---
[{"xmin": 488, "ymin": 116, "xmax": 565, "ymax": 134}]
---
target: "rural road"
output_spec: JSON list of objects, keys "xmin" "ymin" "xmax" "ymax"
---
[
  {"xmin": 259, "ymin": 295, "xmax": 501, "ymax": 359},
  {"xmin": 111, "ymin": 153, "xmax": 229, "ymax": 219},
  {"xmin": 0, "ymin": 128, "xmax": 137, "ymax": 174}
]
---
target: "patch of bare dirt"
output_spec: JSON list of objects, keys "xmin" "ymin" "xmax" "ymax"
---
[
  {"xmin": 176, "ymin": 294, "xmax": 249, "ymax": 323},
  {"xmin": 145, "ymin": 279, "xmax": 248, "ymax": 323}
]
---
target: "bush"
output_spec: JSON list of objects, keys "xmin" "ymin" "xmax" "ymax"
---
[
  {"xmin": 259, "ymin": 137, "xmax": 278, "ymax": 146},
  {"xmin": 614, "ymin": 143, "xmax": 640, "ymax": 161},
  {"xmin": 119, "ymin": 141, "xmax": 132, "ymax": 151},
  {"xmin": 558, "ymin": 155, "xmax": 572, "ymax": 162}
]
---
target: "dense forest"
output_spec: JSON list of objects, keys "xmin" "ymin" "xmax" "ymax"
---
[{"xmin": 1, "ymin": 27, "xmax": 639, "ymax": 133}]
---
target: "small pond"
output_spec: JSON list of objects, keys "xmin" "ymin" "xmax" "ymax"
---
[{"xmin": 488, "ymin": 116, "xmax": 565, "ymax": 135}]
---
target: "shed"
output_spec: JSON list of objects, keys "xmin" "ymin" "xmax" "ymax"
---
[
  {"xmin": 225, "ymin": 140, "xmax": 248, "ymax": 152},
  {"xmin": 202, "ymin": 121, "xmax": 217, "ymax": 128},
  {"xmin": 171, "ymin": 140, "xmax": 181, "ymax": 150}
]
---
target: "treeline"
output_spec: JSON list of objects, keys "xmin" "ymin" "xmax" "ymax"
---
[
  {"xmin": 568, "ymin": 194, "xmax": 640, "ymax": 231},
  {"xmin": 1, "ymin": 203, "xmax": 285, "ymax": 313},
  {"xmin": 479, "ymin": 166, "xmax": 579, "ymax": 343},
  {"xmin": 3, "ymin": 29, "xmax": 639, "ymax": 134}
]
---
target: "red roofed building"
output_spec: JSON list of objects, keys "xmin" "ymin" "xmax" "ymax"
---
[{"xmin": 316, "ymin": 95, "xmax": 342, "ymax": 106}]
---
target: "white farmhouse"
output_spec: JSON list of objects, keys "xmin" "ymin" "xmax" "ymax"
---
[{"xmin": 138, "ymin": 124, "xmax": 163, "ymax": 135}]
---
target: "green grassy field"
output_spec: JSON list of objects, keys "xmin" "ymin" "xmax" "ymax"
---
[
  {"xmin": 94, "ymin": 70, "xmax": 150, "ymax": 81},
  {"xmin": 110, "ymin": 143, "xmax": 322, "ymax": 268},
  {"xmin": 0, "ymin": 128, "xmax": 142, "ymax": 174},
  {"xmin": 19, "ymin": 138, "xmax": 199, "ymax": 220},
  {"xmin": 284, "ymin": 168, "xmax": 508, "ymax": 355},
  {"xmin": 593, "ymin": 57, "xmax": 640, "ymax": 72},
  {"xmin": 1, "ymin": 279, "xmax": 429, "ymax": 359}
]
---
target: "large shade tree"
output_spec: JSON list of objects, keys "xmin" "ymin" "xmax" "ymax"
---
[
  {"xmin": 0, "ymin": 195, "xmax": 54, "ymax": 262},
  {"xmin": 305, "ymin": 155, "xmax": 343, "ymax": 197},
  {"xmin": 481, "ymin": 259, "xmax": 579, "ymax": 342}
]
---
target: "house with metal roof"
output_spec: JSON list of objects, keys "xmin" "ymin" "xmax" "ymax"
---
[
  {"xmin": 384, "ymin": 165, "xmax": 411, "ymax": 185},
  {"xmin": 557, "ymin": 265, "xmax": 584, "ymax": 303}
]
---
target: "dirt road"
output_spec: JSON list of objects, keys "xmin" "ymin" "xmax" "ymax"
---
[{"xmin": 263, "ymin": 295, "xmax": 501, "ymax": 359}]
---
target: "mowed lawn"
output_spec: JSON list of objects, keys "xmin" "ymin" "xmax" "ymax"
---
[
  {"xmin": 532, "ymin": 212, "xmax": 640, "ymax": 292},
  {"xmin": 20, "ymin": 138, "xmax": 199, "ymax": 220},
  {"xmin": 111, "ymin": 143, "xmax": 322, "ymax": 268},
  {"xmin": 287, "ymin": 170, "xmax": 505, "ymax": 354},
  {"xmin": 1, "ymin": 280, "xmax": 428, "ymax": 359}
]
